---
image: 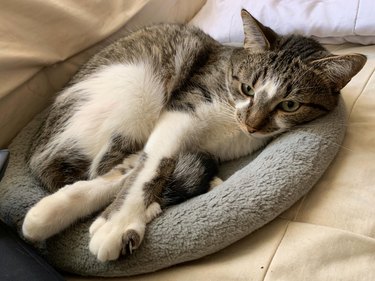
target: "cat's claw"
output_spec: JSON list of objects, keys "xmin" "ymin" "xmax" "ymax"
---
[
  {"xmin": 127, "ymin": 241, "xmax": 133, "ymax": 255},
  {"xmin": 122, "ymin": 230, "xmax": 141, "ymax": 255}
]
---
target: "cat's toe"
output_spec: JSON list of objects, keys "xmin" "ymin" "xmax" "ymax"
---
[
  {"xmin": 89, "ymin": 230, "xmax": 122, "ymax": 262},
  {"xmin": 121, "ymin": 229, "xmax": 141, "ymax": 255},
  {"xmin": 89, "ymin": 217, "xmax": 106, "ymax": 236},
  {"xmin": 96, "ymin": 234, "xmax": 123, "ymax": 262},
  {"xmin": 88, "ymin": 222, "xmax": 110, "ymax": 257}
]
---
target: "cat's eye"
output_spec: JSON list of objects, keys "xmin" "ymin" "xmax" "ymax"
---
[
  {"xmin": 240, "ymin": 83, "xmax": 255, "ymax": 97},
  {"xmin": 280, "ymin": 100, "xmax": 300, "ymax": 112}
]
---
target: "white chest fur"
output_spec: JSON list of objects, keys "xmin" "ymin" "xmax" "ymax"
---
[
  {"xmin": 193, "ymin": 101, "xmax": 269, "ymax": 161},
  {"xmin": 54, "ymin": 62, "xmax": 166, "ymax": 159}
]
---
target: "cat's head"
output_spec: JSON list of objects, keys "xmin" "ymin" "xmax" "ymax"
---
[{"xmin": 227, "ymin": 9, "xmax": 366, "ymax": 138}]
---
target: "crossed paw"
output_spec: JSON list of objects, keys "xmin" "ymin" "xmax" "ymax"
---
[
  {"xmin": 89, "ymin": 217, "xmax": 144, "ymax": 261},
  {"xmin": 22, "ymin": 188, "xmax": 162, "ymax": 262},
  {"xmin": 89, "ymin": 202, "xmax": 162, "ymax": 262}
]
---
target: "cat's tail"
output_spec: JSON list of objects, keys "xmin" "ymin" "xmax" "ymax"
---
[{"xmin": 161, "ymin": 152, "xmax": 218, "ymax": 207}]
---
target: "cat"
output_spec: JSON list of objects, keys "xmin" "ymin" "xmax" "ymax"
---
[{"xmin": 22, "ymin": 10, "xmax": 366, "ymax": 262}]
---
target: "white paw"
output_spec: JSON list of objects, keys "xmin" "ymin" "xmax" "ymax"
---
[
  {"xmin": 209, "ymin": 177, "xmax": 223, "ymax": 190},
  {"xmin": 145, "ymin": 202, "xmax": 162, "ymax": 223},
  {"xmin": 88, "ymin": 201, "xmax": 163, "ymax": 262},
  {"xmin": 89, "ymin": 215, "xmax": 146, "ymax": 262},
  {"xmin": 22, "ymin": 194, "xmax": 67, "ymax": 241}
]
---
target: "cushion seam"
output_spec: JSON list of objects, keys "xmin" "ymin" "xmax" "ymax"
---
[
  {"xmin": 292, "ymin": 195, "xmax": 308, "ymax": 221},
  {"xmin": 261, "ymin": 217, "xmax": 375, "ymax": 280},
  {"xmin": 280, "ymin": 218, "xmax": 375, "ymax": 241},
  {"xmin": 348, "ymin": 67, "xmax": 375, "ymax": 119},
  {"xmin": 261, "ymin": 220, "xmax": 291, "ymax": 281}
]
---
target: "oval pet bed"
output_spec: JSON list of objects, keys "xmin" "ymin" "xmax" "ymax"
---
[{"xmin": 0, "ymin": 100, "xmax": 346, "ymax": 277}]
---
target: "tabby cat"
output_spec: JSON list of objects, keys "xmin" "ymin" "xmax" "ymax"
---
[{"xmin": 22, "ymin": 10, "xmax": 366, "ymax": 262}]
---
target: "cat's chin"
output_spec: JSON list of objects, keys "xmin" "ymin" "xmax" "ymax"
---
[
  {"xmin": 248, "ymin": 132, "xmax": 269, "ymax": 139},
  {"xmin": 249, "ymin": 130, "xmax": 284, "ymax": 139},
  {"xmin": 239, "ymin": 128, "xmax": 273, "ymax": 140}
]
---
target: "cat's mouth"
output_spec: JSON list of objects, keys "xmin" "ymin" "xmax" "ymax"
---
[
  {"xmin": 236, "ymin": 115, "xmax": 272, "ymax": 139},
  {"xmin": 237, "ymin": 122, "xmax": 283, "ymax": 139},
  {"xmin": 237, "ymin": 123, "xmax": 268, "ymax": 139},
  {"xmin": 236, "ymin": 112, "xmax": 288, "ymax": 139},
  {"xmin": 251, "ymin": 129, "xmax": 284, "ymax": 139}
]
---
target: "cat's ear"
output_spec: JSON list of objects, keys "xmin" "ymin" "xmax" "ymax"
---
[
  {"xmin": 241, "ymin": 9, "xmax": 278, "ymax": 51},
  {"xmin": 311, "ymin": 54, "xmax": 367, "ymax": 91}
]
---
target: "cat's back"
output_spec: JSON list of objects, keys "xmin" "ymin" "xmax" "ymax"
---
[{"xmin": 71, "ymin": 23, "xmax": 220, "ymax": 84}]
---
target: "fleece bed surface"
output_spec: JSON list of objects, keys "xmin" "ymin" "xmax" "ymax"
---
[{"xmin": 0, "ymin": 100, "xmax": 345, "ymax": 276}]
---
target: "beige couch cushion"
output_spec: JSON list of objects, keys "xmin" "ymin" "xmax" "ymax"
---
[{"xmin": 0, "ymin": 0, "xmax": 205, "ymax": 147}]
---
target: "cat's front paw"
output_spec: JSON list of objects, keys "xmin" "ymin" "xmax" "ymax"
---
[
  {"xmin": 22, "ymin": 195, "xmax": 64, "ymax": 241},
  {"xmin": 88, "ymin": 216, "xmax": 145, "ymax": 262},
  {"xmin": 22, "ymin": 205, "xmax": 46, "ymax": 241},
  {"xmin": 89, "ymin": 202, "xmax": 161, "ymax": 262}
]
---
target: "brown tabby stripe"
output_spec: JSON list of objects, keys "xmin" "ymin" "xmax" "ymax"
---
[
  {"xmin": 143, "ymin": 157, "xmax": 176, "ymax": 208},
  {"xmin": 96, "ymin": 135, "xmax": 141, "ymax": 176},
  {"xmin": 303, "ymin": 103, "xmax": 329, "ymax": 112}
]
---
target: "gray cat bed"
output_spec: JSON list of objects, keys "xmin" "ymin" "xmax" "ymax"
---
[{"xmin": 0, "ymin": 99, "xmax": 345, "ymax": 277}]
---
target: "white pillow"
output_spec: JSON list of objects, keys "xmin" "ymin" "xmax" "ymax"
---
[{"xmin": 190, "ymin": 0, "xmax": 375, "ymax": 45}]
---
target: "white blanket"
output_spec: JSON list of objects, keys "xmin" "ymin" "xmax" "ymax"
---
[{"xmin": 190, "ymin": 0, "xmax": 375, "ymax": 44}]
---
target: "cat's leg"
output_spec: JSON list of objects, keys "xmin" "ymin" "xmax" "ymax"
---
[
  {"xmin": 22, "ymin": 155, "xmax": 139, "ymax": 241},
  {"xmin": 29, "ymin": 146, "xmax": 91, "ymax": 193},
  {"xmin": 88, "ymin": 111, "xmax": 193, "ymax": 262},
  {"xmin": 89, "ymin": 135, "xmax": 142, "ymax": 179}
]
